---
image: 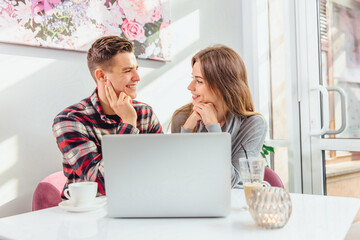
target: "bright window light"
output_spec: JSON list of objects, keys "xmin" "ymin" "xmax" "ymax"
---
[
  {"xmin": 0, "ymin": 178, "xmax": 18, "ymax": 207},
  {"xmin": 0, "ymin": 54, "xmax": 55, "ymax": 92},
  {"xmin": 172, "ymin": 10, "xmax": 200, "ymax": 56},
  {"xmin": 0, "ymin": 135, "xmax": 18, "ymax": 176},
  {"xmin": 138, "ymin": 54, "xmax": 193, "ymax": 130}
]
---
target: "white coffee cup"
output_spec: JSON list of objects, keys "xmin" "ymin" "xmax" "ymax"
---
[{"xmin": 64, "ymin": 182, "xmax": 97, "ymax": 207}]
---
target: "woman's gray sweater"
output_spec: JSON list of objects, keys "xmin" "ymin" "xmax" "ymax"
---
[{"xmin": 171, "ymin": 112, "xmax": 267, "ymax": 188}]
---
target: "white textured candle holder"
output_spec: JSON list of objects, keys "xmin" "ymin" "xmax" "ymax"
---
[{"xmin": 248, "ymin": 187, "xmax": 292, "ymax": 229}]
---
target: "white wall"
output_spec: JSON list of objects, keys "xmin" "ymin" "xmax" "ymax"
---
[{"xmin": 0, "ymin": 0, "xmax": 245, "ymax": 217}]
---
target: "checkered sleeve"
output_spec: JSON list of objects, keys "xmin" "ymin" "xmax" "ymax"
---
[
  {"xmin": 52, "ymin": 116, "xmax": 105, "ymax": 196},
  {"xmin": 148, "ymin": 108, "xmax": 163, "ymax": 133},
  {"xmin": 116, "ymin": 123, "xmax": 140, "ymax": 134}
]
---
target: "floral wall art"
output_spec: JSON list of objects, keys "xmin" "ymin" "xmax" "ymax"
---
[{"xmin": 0, "ymin": 0, "xmax": 171, "ymax": 61}]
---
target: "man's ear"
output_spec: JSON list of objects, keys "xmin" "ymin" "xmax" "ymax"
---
[{"xmin": 94, "ymin": 68, "xmax": 106, "ymax": 83}]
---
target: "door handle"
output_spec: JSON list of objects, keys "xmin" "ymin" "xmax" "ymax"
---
[
  {"xmin": 325, "ymin": 87, "xmax": 347, "ymax": 135},
  {"xmin": 310, "ymin": 85, "xmax": 329, "ymax": 136}
]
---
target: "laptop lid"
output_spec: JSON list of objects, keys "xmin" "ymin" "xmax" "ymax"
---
[{"xmin": 102, "ymin": 133, "xmax": 231, "ymax": 218}]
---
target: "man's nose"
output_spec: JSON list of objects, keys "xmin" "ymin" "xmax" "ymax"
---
[{"xmin": 132, "ymin": 69, "xmax": 140, "ymax": 81}]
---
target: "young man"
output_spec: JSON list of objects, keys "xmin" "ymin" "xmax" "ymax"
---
[{"xmin": 53, "ymin": 36, "xmax": 163, "ymax": 197}]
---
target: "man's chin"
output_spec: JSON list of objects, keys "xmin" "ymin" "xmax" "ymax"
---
[
  {"xmin": 123, "ymin": 89, "xmax": 136, "ymax": 99},
  {"xmin": 129, "ymin": 93, "xmax": 137, "ymax": 99}
]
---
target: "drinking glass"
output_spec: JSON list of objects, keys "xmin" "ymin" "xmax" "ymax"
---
[{"xmin": 239, "ymin": 157, "xmax": 270, "ymax": 206}]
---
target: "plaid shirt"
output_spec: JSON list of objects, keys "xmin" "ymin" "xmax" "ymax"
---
[{"xmin": 53, "ymin": 89, "xmax": 163, "ymax": 197}]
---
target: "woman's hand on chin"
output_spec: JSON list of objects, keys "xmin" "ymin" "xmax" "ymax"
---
[
  {"xmin": 193, "ymin": 103, "xmax": 218, "ymax": 126},
  {"xmin": 183, "ymin": 110, "xmax": 201, "ymax": 130}
]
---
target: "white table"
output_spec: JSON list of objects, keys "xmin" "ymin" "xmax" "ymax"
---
[{"xmin": 0, "ymin": 190, "xmax": 359, "ymax": 240}]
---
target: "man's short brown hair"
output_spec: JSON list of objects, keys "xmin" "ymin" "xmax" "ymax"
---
[{"xmin": 87, "ymin": 36, "xmax": 134, "ymax": 82}]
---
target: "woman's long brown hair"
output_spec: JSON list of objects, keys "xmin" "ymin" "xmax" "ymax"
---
[{"xmin": 170, "ymin": 45, "xmax": 258, "ymax": 131}]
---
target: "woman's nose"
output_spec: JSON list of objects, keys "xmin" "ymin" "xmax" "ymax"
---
[{"xmin": 187, "ymin": 81, "xmax": 194, "ymax": 91}]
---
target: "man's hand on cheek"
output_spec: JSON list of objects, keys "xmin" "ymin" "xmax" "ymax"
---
[{"xmin": 105, "ymin": 80, "xmax": 137, "ymax": 127}]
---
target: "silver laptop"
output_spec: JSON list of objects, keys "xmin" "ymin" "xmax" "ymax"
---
[{"xmin": 102, "ymin": 133, "xmax": 231, "ymax": 218}]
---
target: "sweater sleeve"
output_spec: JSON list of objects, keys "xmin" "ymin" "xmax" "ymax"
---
[
  {"xmin": 171, "ymin": 112, "xmax": 190, "ymax": 133},
  {"xmin": 205, "ymin": 123, "xmax": 222, "ymax": 132},
  {"xmin": 231, "ymin": 115, "xmax": 267, "ymax": 188}
]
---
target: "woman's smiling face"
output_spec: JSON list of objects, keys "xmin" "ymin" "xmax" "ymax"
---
[{"xmin": 187, "ymin": 61, "xmax": 219, "ymax": 105}]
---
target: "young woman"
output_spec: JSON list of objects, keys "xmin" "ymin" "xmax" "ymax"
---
[{"xmin": 171, "ymin": 45, "xmax": 267, "ymax": 188}]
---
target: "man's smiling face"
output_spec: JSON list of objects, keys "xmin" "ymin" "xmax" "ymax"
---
[{"xmin": 104, "ymin": 52, "xmax": 140, "ymax": 99}]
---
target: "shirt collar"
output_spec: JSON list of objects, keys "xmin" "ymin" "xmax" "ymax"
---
[{"xmin": 90, "ymin": 88, "xmax": 116, "ymax": 124}]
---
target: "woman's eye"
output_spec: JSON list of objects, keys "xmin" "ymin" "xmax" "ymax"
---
[{"xmin": 196, "ymin": 80, "xmax": 203, "ymax": 84}]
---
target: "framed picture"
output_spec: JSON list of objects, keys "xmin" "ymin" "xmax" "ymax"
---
[{"xmin": 0, "ymin": 0, "xmax": 171, "ymax": 61}]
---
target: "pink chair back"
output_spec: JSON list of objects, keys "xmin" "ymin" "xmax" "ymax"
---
[
  {"xmin": 264, "ymin": 167, "xmax": 284, "ymax": 188},
  {"xmin": 32, "ymin": 171, "xmax": 67, "ymax": 211}
]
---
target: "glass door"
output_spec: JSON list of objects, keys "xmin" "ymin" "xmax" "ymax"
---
[
  {"xmin": 294, "ymin": 0, "xmax": 360, "ymax": 196},
  {"xmin": 317, "ymin": 0, "xmax": 360, "ymax": 198},
  {"xmin": 242, "ymin": 0, "xmax": 360, "ymax": 196}
]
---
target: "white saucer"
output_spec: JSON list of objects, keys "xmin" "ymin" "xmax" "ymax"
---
[{"xmin": 59, "ymin": 197, "xmax": 107, "ymax": 212}]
